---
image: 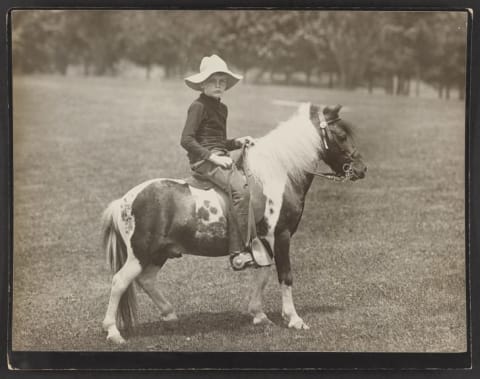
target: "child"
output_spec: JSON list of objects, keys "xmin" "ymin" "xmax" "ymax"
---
[{"xmin": 181, "ymin": 54, "xmax": 254, "ymax": 270}]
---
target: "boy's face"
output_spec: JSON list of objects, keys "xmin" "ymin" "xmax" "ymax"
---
[{"xmin": 201, "ymin": 73, "xmax": 228, "ymax": 99}]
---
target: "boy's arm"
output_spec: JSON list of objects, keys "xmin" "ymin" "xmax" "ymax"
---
[{"xmin": 180, "ymin": 102, "xmax": 212, "ymax": 161}]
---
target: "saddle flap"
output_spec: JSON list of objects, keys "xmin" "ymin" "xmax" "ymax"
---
[{"xmin": 183, "ymin": 174, "xmax": 215, "ymax": 190}]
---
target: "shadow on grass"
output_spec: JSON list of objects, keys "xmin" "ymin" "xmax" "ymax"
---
[
  {"xmin": 132, "ymin": 304, "xmax": 343, "ymax": 338},
  {"xmin": 266, "ymin": 304, "xmax": 344, "ymax": 325},
  {"xmin": 134, "ymin": 311, "xmax": 250, "ymax": 337}
]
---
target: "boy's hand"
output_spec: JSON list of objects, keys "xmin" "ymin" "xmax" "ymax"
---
[
  {"xmin": 236, "ymin": 136, "xmax": 255, "ymax": 146},
  {"xmin": 208, "ymin": 154, "xmax": 233, "ymax": 168}
]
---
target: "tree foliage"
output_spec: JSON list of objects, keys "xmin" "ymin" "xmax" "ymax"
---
[{"xmin": 11, "ymin": 10, "xmax": 468, "ymax": 98}]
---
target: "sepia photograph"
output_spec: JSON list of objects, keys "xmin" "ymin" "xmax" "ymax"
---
[{"xmin": 9, "ymin": 8, "xmax": 469, "ymax": 366}]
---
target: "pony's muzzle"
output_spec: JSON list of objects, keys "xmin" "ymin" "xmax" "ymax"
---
[
  {"xmin": 353, "ymin": 163, "xmax": 367, "ymax": 179},
  {"xmin": 346, "ymin": 161, "xmax": 367, "ymax": 180}
]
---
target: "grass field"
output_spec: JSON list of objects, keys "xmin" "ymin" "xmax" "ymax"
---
[{"xmin": 12, "ymin": 75, "xmax": 466, "ymax": 352}]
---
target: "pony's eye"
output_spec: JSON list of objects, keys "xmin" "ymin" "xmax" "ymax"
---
[{"xmin": 337, "ymin": 133, "xmax": 347, "ymax": 142}]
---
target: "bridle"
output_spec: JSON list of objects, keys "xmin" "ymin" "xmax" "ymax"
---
[{"xmin": 307, "ymin": 110, "xmax": 357, "ymax": 182}]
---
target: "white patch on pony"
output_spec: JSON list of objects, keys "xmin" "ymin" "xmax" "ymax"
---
[
  {"xmin": 188, "ymin": 186, "xmax": 226, "ymax": 224},
  {"xmin": 281, "ymin": 283, "xmax": 309, "ymax": 330},
  {"xmin": 261, "ymin": 180, "xmax": 286, "ymax": 253}
]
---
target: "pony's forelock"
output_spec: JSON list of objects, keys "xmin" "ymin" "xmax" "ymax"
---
[
  {"xmin": 247, "ymin": 103, "xmax": 321, "ymax": 185},
  {"xmin": 337, "ymin": 119, "xmax": 355, "ymax": 139}
]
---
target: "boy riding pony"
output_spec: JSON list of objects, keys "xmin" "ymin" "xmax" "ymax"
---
[{"xmin": 181, "ymin": 54, "xmax": 256, "ymax": 270}]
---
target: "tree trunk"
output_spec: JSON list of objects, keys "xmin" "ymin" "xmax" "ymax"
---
[
  {"xmin": 415, "ymin": 68, "xmax": 421, "ymax": 97},
  {"xmin": 394, "ymin": 75, "xmax": 400, "ymax": 95},
  {"xmin": 438, "ymin": 85, "xmax": 444, "ymax": 99},
  {"xmin": 459, "ymin": 84, "xmax": 465, "ymax": 100},
  {"xmin": 367, "ymin": 77, "xmax": 373, "ymax": 94},
  {"xmin": 305, "ymin": 70, "xmax": 311, "ymax": 86},
  {"xmin": 252, "ymin": 68, "xmax": 265, "ymax": 83},
  {"xmin": 338, "ymin": 71, "xmax": 348, "ymax": 89},
  {"xmin": 83, "ymin": 60, "xmax": 90, "ymax": 76},
  {"xmin": 405, "ymin": 78, "xmax": 411, "ymax": 96},
  {"xmin": 385, "ymin": 75, "xmax": 394, "ymax": 95},
  {"xmin": 145, "ymin": 64, "xmax": 151, "ymax": 80},
  {"xmin": 328, "ymin": 72, "xmax": 334, "ymax": 89},
  {"xmin": 284, "ymin": 71, "xmax": 292, "ymax": 85}
]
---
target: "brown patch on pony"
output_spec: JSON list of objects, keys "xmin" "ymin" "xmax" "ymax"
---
[{"xmin": 198, "ymin": 207, "xmax": 210, "ymax": 221}]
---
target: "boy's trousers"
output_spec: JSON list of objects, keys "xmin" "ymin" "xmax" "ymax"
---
[{"xmin": 192, "ymin": 159, "xmax": 250, "ymax": 253}]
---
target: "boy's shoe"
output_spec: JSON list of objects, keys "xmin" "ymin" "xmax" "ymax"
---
[{"xmin": 229, "ymin": 251, "xmax": 255, "ymax": 270}]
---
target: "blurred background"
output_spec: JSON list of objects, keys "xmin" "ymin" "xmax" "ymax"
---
[
  {"xmin": 12, "ymin": 10, "xmax": 467, "ymax": 99},
  {"xmin": 11, "ymin": 10, "xmax": 468, "ymax": 353}
]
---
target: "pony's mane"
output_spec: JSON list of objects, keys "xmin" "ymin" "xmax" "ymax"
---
[{"xmin": 247, "ymin": 103, "xmax": 321, "ymax": 185}]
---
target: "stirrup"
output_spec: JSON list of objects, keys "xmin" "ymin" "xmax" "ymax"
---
[{"xmin": 230, "ymin": 251, "xmax": 255, "ymax": 271}]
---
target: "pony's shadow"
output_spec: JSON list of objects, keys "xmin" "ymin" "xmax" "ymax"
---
[
  {"xmin": 266, "ymin": 304, "xmax": 344, "ymax": 325},
  {"xmin": 134, "ymin": 304, "xmax": 344, "ymax": 337},
  {"xmin": 135, "ymin": 311, "xmax": 252, "ymax": 337}
]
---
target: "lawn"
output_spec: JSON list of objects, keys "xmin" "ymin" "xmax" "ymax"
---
[{"xmin": 12, "ymin": 75, "xmax": 466, "ymax": 352}]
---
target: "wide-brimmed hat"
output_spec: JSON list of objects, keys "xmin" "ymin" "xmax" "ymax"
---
[{"xmin": 184, "ymin": 55, "xmax": 243, "ymax": 91}]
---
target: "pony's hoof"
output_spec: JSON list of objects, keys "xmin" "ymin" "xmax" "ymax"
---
[
  {"xmin": 253, "ymin": 313, "xmax": 273, "ymax": 326},
  {"xmin": 288, "ymin": 317, "xmax": 310, "ymax": 330},
  {"xmin": 107, "ymin": 333, "xmax": 126, "ymax": 345},
  {"xmin": 162, "ymin": 312, "xmax": 178, "ymax": 322}
]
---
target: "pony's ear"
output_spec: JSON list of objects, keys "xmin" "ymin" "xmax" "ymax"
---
[
  {"xmin": 323, "ymin": 104, "xmax": 342, "ymax": 122},
  {"xmin": 323, "ymin": 104, "xmax": 342, "ymax": 116}
]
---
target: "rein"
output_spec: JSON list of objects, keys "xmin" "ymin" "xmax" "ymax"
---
[{"xmin": 305, "ymin": 163, "xmax": 354, "ymax": 182}]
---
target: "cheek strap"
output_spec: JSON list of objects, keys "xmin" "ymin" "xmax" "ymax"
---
[{"xmin": 318, "ymin": 110, "xmax": 332, "ymax": 151}]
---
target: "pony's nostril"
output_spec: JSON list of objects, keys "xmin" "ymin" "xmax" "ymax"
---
[{"xmin": 355, "ymin": 169, "xmax": 365, "ymax": 179}]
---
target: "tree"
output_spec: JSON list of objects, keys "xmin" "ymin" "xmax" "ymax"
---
[
  {"xmin": 303, "ymin": 11, "xmax": 390, "ymax": 89},
  {"xmin": 11, "ymin": 11, "xmax": 59, "ymax": 74},
  {"xmin": 427, "ymin": 12, "xmax": 467, "ymax": 99}
]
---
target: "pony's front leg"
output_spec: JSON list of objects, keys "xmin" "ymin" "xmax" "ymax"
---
[
  {"xmin": 275, "ymin": 231, "xmax": 309, "ymax": 330},
  {"xmin": 248, "ymin": 266, "xmax": 273, "ymax": 325}
]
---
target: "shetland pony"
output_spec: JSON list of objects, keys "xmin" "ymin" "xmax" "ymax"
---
[{"xmin": 101, "ymin": 103, "xmax": 366, "ymax": 344}]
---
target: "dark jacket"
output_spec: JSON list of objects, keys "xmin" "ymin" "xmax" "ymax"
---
[{"xmin": 181, "ymin": 93, "xmax": 241, "ymax": 164}]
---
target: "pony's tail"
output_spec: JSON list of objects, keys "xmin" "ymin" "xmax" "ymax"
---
[{"xmin": 101, "ymin": 199, "xmax": 138, "ymax": 331}]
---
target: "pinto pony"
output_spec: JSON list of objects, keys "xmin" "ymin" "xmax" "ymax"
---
[{"xmin": 101, "ymin": 103, "xmax": 367, "ymax": 344}]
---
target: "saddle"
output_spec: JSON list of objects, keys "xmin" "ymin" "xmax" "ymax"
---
[{"xmin": 183, "ymin": 146, "xmax": 266, "ymax": 224}]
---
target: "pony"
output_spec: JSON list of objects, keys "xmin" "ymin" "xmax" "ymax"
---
[{"xmin": 101, "ymin": 103, "xmax": 367, "ymax": 344}]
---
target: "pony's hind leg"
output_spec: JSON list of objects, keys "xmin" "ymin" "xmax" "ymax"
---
[
  {"xmin": 102, "ymin": 257, "xmax": 142, "ymax": 344},
  {"xmin": 136, "ymin": 264, "xmax": 178, "ymax": 322},
  {"xmin": 248, "ymin": 266, "xmax": 273, "ymax": 325}
]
